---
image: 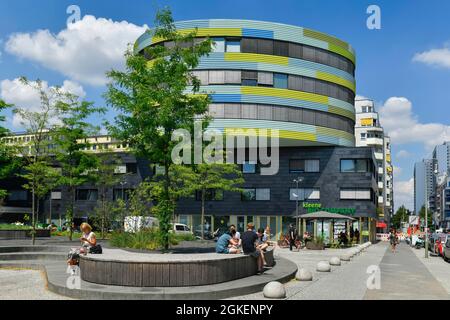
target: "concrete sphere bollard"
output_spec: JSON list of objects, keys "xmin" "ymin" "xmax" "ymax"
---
[
  {"xmin": 329, "ymin": 256, "xmax": 341, "ymax": 266},
  {"xmin": 263, "ymin": 281, "xmax": 286, "ymax": 299},
  {"xmin": 317, "ymin": 260, "xmax": 331, "ymax": 272},
  {"xmin": 340, "ymin": 254, "xmax": 351, "ymax": 261},
  {"xmin": 296, "ymin": 268, "xmax": 313, "ymax": 281}
]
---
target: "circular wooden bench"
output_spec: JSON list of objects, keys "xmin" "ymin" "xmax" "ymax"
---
[{"xmin": 80, "ymin": 247, "xmax": 274, "ymax": 287}]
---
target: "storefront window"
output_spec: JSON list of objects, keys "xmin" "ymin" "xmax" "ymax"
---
[
  {"xmin": 214, "ymin": 215, "xmax": 230, "ymax": 233},
  {"xmin": 237, "ymin": 216, "xmax": 245, "ymax": 232}
]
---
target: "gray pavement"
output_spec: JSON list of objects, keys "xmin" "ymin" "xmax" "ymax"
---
[
  {"xmin": 364, "ymin": 242, "xmax": 449, "ymax": 300},
  {"xmin": 410, "ymin": 245, "xmax": 450, "ymax": 295},
  {"xmin": 0, "ymin": 269, "xmax": 71, "ymax": 300},
  {"xmin": 1, "ymin": 241, "xmax": 450, "ymax": 300}
]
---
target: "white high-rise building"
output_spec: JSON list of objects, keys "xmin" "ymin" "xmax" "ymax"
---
[{"xmin": 354, "ymin": 98, "xmax": 394, "ymax": 221}]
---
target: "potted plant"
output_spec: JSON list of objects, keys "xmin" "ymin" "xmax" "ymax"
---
[{"xmin": 306, "ymin": 235, "xmax": 325, "ymax": 250}]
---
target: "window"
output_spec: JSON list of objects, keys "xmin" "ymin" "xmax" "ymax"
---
[
  {"xmin": 7, "ymin": 190, "xmax": 28, "ymax": 201},
  {"xmin": 242, "ymin": 188, "xmax": 270, "ymax": 201},
  {"xmin": 340, "ymin": 189, "xmax": 372, "ymax": 200},
  {"xmin": 226, "ymin": 39, "xmax": 240, "ymax": 52},
  {"xmin": 241, "ymin": 104, "xmax": 257, "ymax": 119},
  {"xmin": 76, "ymin": 189, "xmax": 98, "ymax": 201},
  {"xmin": 289, "ymin": 188, "xmax": 320, "ymax": 201},
  {"xmin": 341, "ymin": 159, "xmax": 371, "ymax": 173},
  {"xmin": 242, "ymin": 71, "xmax": 258, "ymax": 86},
  {"xmin": 51, "ymin": 191, "xmax": 62, "ymax": 200},
  {"xmin": 242, "ymin": 189, "xmax": 256, "ymax": 201},
  {"xmin": 289, "ymin": 159, "xmax": 320, "ymax": 173},
  {"xmin": 241, "ymin": 38, "xmax": 257, "ymax": 53},
  {"xmin": 192, "ymin": 70, "xmax": 209, "ymax": 85},
  {"xmin": 360, "ymin": 133, "xmax": 366, "ymax": 141},
  {"xmin": 224, "ymin": 103, "xmax": 241, "ymax": 118},
  {"xmin": 289, "ymin": 43, "xmax": 302, "ymax": 59},
  {"xmin": 209, "ymin": 70, "xmax": 225, "ymax": 84},
  {"xmin": 196, "ymin": 189, "xmax": 224, "ymax": 201},
  {"xmin": 258, "ymin": 72, "xmax": 273, "ymax": 86},
  {"xmin": 273, "ymin": 73, "xmax": 288, "ymax": 89},
  {"xmin": 212, "ymin": 38, "xmax": 225, "ymax": 52},
  {"xmin": 257, "ymin": 39, "xmax": 273, "ymax": 55},
  {"xmin": 126, "ymin": 163, "xmax": 138, "ymax": 174},
  {"xmin": 113, "ymin": 189, "xmax": 132, "ymax": 201},
  {"xmin": 274, "ymin": 40, "xmax": 288, "ymax": 56},
  {"xmin": 224, "ymin": 70, "xmax": 241, "ymax": 84},
  {"xmin": 242, "ymin": 161, "xmax": 257, "ymax": 174}
]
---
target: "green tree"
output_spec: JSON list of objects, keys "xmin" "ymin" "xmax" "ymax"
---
[
  {"xmin": 12, "ymin": 78, "xmax": 61, "ymax": 244},
  {"xmin": 104, "ymin": 8, "xmax": 212, "ymax": 250},
  {"xmin": 178, "ymin": 164, "xmax": 244, "ymax": 239},
  {"xmin": 52, "ymin": 90, "xmax": 105, "ymax": 241},
  {"xmin": 92, "ymin": 152, "xmax": 123, "ymax": 238},
  {"xmin": 0, "ymin": 100, "xmax": 17, "ymax": 200},
  {"xmin": 391, "ymin": 205, "xmax": 409, "ymax": 229}
]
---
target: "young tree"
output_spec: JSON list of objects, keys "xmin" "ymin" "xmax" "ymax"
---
[
  {"xmin": 92, "ymin": 152, "xmax": 123, "ymax": 238},
  {"xmin": 12, "ymin": 78, "xmax": 62, "ymax": 244},
  {"xmin": 177, "ymin": 164, "xmax": 244, "ymax": 239},
  {"xmin": 104, "ymin": 8, "xmax": 212, "ymax": 250},
  {"xmin": 52, "ymin": 91, "xmax": 105, "ymax": 241}
]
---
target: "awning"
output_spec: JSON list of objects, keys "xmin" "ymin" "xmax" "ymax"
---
[{"xmin": 376, "ymin": 221, "xmax": 387, "ymax": 228}]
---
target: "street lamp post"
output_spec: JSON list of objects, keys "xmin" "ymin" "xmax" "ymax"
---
[
  {"xmin": 293, "ymin": 177, "xmax": 304, "ymax": 233},
  {"xmin": 425, "ymin": 184, "xmax": 429, "ymax": 259}
]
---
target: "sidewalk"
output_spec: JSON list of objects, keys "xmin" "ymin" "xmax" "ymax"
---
[{"xmin": 364, "ymin": 242, "xmax": 449, "ymax": 300}]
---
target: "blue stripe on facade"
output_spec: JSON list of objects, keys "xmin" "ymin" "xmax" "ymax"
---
[
  {"xmin": 242, "ymin": 28, "xmax": 274, "ymax": 39},
  {"xmin": 210, "ymin": 94, "xmax": 242, "ymax": 103}
]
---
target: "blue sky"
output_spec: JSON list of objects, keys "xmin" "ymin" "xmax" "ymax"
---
[{"xmin": 1, "ymin": 0, "xmax": 450, "ymax": 210}]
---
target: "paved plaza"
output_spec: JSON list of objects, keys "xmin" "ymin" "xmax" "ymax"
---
[{"xmin": 0, "ymin": 241, "xmax": 449, "ymax": 300}]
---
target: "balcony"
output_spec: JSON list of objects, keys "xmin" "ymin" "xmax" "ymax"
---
[
  {"xmin": 378, "ymin": 167, "xmax": 384, "ymax": 175},
  {"xmin": 374, "ymin": 152, "xmax": 384, "ymax": 161},
  {"xmin": 366, "ymin": 137, "xmax": 384, "ymax": 146},
  {"xmin": 378, "ymin": 182, "xmax": 384, "ymax": 189},
  {"xmin": 378, "ymin": 196, "xmax": 384, "ymax": 204}
]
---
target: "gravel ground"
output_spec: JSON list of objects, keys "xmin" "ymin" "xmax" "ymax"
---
[{"xmin": 0, "ymin": 269, "xmax": 71, "ymax": 300}]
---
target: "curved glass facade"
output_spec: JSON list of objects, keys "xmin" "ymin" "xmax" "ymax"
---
[{"xmin": 135, "ymin": 19, "xmax": 356, "ymax": 147}]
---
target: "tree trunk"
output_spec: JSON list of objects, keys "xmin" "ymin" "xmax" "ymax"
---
[
  {"xmin": 69, "ymin": 187, "xmax": 75, "ymax": 241},
  {"xmin": 201, "ymin": 190, "xmax": 205, "ymax": 240},
  {"xmin": 162, "ymin": 162, "xmax": 171, "ymax": 251},
  {"xmin": 31, "ymin": 187, "xmax": 36, "ymax": 245}
]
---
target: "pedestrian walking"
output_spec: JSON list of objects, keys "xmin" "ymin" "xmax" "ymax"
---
[
  {"xmin": 389, "ymin": 228, "xmax": 398, "ymax": 253},
  {"xmin": 288, "ymin": 223, "xmax": 297, "ymax": 251}
]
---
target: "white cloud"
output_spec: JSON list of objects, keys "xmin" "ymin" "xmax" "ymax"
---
[
  {"xmin": 413, "ymin": 46, "xmax": 450, "ymax": 69},
  {"xmin": 378, "ymin": 97, "xmax": 450, "ymax": 150},
  {"xmin": 0, "ymin": 78, "xmax": 85, "ymax": 128},
  {"xmin": 394, "ymin": 178, "xmax": 414, "ymax": 211},
  {"xmin": 5, "ymin": 15, "xmax": 147, "ymax": 86},
  {"xmin": 393, "ymin": 165, "xmax": 403, "ymax": 178},
  {"xmin": 396, "ymin": 150, "xmax": 411, "ymax": 159}
]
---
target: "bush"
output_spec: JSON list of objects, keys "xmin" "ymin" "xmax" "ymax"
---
[
  {"xmin": 51, "ymin": 230, "xmax": 82, "ymax": 239},
  {"xmin": 0, "ymin": 223, "xmax": 32, "ymax": 230},
  {"xmin": 110, "ymin": 229, "xmax": 195, "ymax": 250}
]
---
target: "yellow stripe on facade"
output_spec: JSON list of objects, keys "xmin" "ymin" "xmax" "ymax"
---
[
  {"xmin": 316, "ymin": 71, "xmax": 356, "ymax": 92},
  {"xmin": 241, "ymin": 86, "xmax": 328, "ymax": 104},
  {"xmin": 328, "ymin": 44, "xmax": 356, "ymax": 64},
  {"xmin": 303, "ymin": 29, "xmax": 350, "ymax": 51},
  {"xmin": 316, "ymin": 127, "xmax": 354, "ymax": 140},
  {"xmin": 152, "ymin": 28, "xmax": 242, "ymax": 44},
  {"xmin": 328, "ymin": 106, "xmax": 355, "ymax": 121},
  {"xmin": 225, "ymin": 52, "xmax": 289, "ymax": 66},
  {"xmin": 225, "ymin": 128, "xmax": 317, "ymax": 142}
]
